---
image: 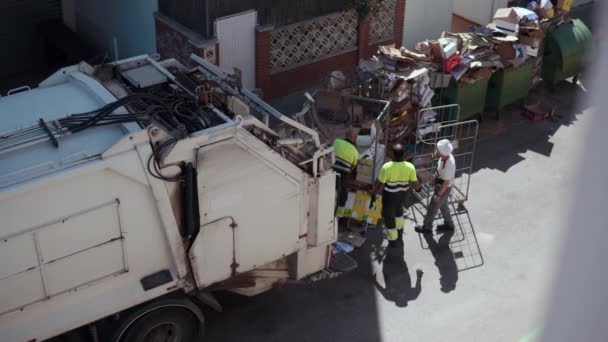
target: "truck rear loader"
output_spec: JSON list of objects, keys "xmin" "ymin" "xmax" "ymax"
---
[{"xmin": 0, "ymin": 54, "xmax": 337, "ymax": 341}]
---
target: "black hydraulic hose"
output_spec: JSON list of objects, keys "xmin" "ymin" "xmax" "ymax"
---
[
  {"xmin": 58, "ymin": 92, "xmax": 208, "ymax": 136},
  {"xmin": 181, "ymin": 162, "xmax": 200, "ymax": 242},
  {"xmin": 71, "ymin": 93, "xmax": 173, "ymax": 133}
]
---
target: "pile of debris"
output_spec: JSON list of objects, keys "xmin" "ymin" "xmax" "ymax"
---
[
  {"xmin": 437, "ymin": 5, "xmax": 546, "ymax": 85},
  {"xmin": 360, "ymin": 0, "xmax": 577, "ymax": 88},
  {"xmin": 444, "ymin": 0, "xmax": 576, "ymax": 85},
  {"xmin": 356, "ymin": 45, "xmax": 436, "ymax": 147}
]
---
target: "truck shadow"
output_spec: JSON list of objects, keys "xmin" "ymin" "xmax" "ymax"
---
[
  {"xmin": 205, "ymin": 203, "xmax": 483, "ymax": 341},
  {"xmin": 205, "ymin": 234, "xmax": 384, "ymax": 342}
]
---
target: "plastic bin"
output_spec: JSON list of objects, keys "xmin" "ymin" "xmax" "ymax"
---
[
  {"xmin": 542, "ymin": 19, "xmax": 592, "ymax": 83},
  {"xmin": 486, "ymin": 58, "xmax": 534, "ymax": 113},
  {"xmin": 442, "ymin": 78, "xmax": 489, "ymax": 121}
]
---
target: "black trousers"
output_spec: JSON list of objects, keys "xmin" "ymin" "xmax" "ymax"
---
[
  {"xmin": 336, "ymin": 171, "xmax": 349, "ymax": 207},
  {"xmin": 382, "ymin": 191, "xmax": 404, "ymax": 229},
  {"xmin": 382, "ymin": 189, "xmax": 417, "ymax": 229}
]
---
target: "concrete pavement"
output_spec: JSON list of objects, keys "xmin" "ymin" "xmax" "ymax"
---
[{"xmin": 205, "ymin": 80, "xmax": 592, "ymax": 342}]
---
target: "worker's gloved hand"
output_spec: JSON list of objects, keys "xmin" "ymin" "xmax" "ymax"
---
[{"xmin": 415, "ymin": 187, "xmax": 422, "ymax": 193}]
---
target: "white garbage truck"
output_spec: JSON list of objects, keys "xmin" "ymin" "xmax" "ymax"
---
[{"xmin": 0, "ymin": 54, "xmax": 338, "ymax": 341}]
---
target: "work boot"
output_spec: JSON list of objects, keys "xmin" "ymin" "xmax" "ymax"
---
[
  {"xmin": 414, "ymin": 226, "xmax": 432, "ymax": 234},
  {"xmin": 437, "ymin": 223, "xmax": 455, "ymax": 232}
]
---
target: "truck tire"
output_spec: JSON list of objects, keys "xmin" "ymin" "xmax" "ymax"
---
[{"xmin": 111, "ymin": 296, "xmax": 204, "ymax": 342}]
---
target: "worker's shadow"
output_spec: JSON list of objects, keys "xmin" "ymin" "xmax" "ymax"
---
[
  {"xmin": 423, "ymin": 231, "xmax": 458, "ymax": 293},
  {"xmin": 374, "ymin": 247, "xmax": 423, "ymax": 308}
]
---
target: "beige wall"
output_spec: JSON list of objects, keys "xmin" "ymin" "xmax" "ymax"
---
[{"xmin": 403, "ymin": 0, "xmax": 455, "ymax": 48}]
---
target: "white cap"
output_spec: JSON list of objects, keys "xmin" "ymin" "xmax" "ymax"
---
[{"xmin": 437, "ymin": 139, "xmax": 453, "ymax": 156}]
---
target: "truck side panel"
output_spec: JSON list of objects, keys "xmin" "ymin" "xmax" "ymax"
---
[{"xmin": 0, "ymin": 148, "xmax": 181, "ymax": 342}]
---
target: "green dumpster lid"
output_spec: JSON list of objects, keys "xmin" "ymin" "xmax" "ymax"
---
[{"xmin": 547, "ymin": 19, "xmax": 592, "ymax": 74}]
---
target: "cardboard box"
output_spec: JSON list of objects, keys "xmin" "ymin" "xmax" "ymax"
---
[
  {"xmin": 430, "ymin": 72, "xmax": 452, "ymax": 88},
  {"xmin": 442, "ymin": 32, "xmax": 464, "ymax": 48},
  {"xmin": 495, "ymin": 43, "xmax": 517, "ymax": 62},
  {"xmin": 420, "ymin": 86, "xmax": 435, "ymax": 108},
  {"xmin": 519, "ymin": 34, "xmax": 543, "ymax": 48},
  {"xmin": 492, "ymin": 8, "xmax": 520, "ymax": 35},
  {"xmin": 356, "ymin": 160, "xmax": 383, "ymax": 185},
  {"xmin": 529, "ymin": 29, "xmax": 546, "ymax": 40},
  {"xmin": 494, "ymin": 8, "xmax": 519, "ymax": 25},
  {"xmin": 558, "ymin": 0, "xmax": 573, "ymax": 12},
  {"xmin": 443, "ymin": 52, "xmax": 461, "ymax": 72},
  {"xmin": 471, "ymin": 68, "xmax": 493, "ymax": 80},
  {"xmin": 316, "ymin": 91, "xmax": 342, "ymax": 113},
  {"xmin": 539, "ymin": 0, "xmax": 555, "ymax": 18},
  {"xmin": 430, "ymin": 41, "xmax": 443, "ymax": 61},
  {"xmin": 402, "ymin": 48, "xmax": 434, "ymax": 62},
  {"xmin": 451, "ymin": 65, "xmax": 468, "ymax": 81},
  {"xmin": 438, "ymin": 38, "xmax": 458, "ymax": 59},
  {"xmin": 524, "ymin": 45, "xmax": 539, "ymax": 57},
  {"xmin": 415, "ymin": 41, "xmax": 432, "ymax": 56}
]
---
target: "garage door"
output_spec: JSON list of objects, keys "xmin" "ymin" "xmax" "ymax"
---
[{"xmin": 0, "ymin": 0, "xmax": 62, "ymax": 79}]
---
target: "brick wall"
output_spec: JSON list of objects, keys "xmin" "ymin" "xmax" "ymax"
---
[
  {"xmin": 358, "ymin": 16, "xmax": 372, "ymax": 61},
  {"xmin": 157, "ymin": 2, "xmax": 405, "ymax": 100},
  {"xmin": 394, "ymin": 0, "xmax": 406, "ymax": 47},
  {"xmin": 268, "ymin": 50, "xmax": 359, "ymax": 98},
  {"xmin": 255, "ymin": 26, "xmax": 273, "ymax": 99},
  {"xmin": 258, "ymin": 2, "xmax": 406, "ymax": 99}
]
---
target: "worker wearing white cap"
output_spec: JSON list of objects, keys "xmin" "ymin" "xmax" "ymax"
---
[{"xmin": 415, "ymin": 139, "xmax": 456, "ymax": 234}]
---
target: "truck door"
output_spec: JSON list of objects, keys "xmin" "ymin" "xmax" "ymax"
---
[{"xmin": 188, "ymin": 135, "xmax": 305, "ymax": 288}]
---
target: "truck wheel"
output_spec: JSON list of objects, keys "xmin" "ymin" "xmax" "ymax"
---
[{"xmin": 112, "ymin": 297, "xmax": 204, "ymax": 342}]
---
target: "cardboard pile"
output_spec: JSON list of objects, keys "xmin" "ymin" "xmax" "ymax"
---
[
  {"xmin": 370, "ymin": 44, "xmax": 436, "ymax": 110},
  {"xmin": 344, "ymin": 1, "xmax": 581, "ymax": 149},
  {"xmin": 445, "ymin": 7, "xmax": 541, "ymax": 83},
  {"xmin": 356, "ymin": 43, "xmax": 441, "ymax": 145}
]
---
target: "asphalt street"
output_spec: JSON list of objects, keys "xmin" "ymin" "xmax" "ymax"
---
[{"xmin": 204, "ymin": 79, "xmax": 593, "ymax": 342}]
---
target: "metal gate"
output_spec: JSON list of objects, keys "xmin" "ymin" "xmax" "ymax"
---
[
  {"xmin": 0, "ymin": 0, "xmax": 61, "ymax": 79},
  {"xmin": 215, "ymin": 10, "xmax": 257, "ymax": 90},
  {"xmin": 415, "ymin": 104, "xmax": 478, "ymax": 207}
]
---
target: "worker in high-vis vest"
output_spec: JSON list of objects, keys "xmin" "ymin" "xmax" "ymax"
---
[
  {"xmin": 332, "ymin": 129, "xmax": 359, "ymax": 213},
  {"xmin": 373, "ymin": 144, "xmax": 421, "ymax": 247}
]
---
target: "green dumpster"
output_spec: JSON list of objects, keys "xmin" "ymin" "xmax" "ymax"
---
[
  {"xmin": 542, "ymin": 19, "xmax": 592, "ymax": 82},
  {"xmin": 486, "ymin": 58, "xmax": 534, "ymax": 111},
  {"xmin": 442, "ymin": 78, "xmax": 489, "ymax": 121}
]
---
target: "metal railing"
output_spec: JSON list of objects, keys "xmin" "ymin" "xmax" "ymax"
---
[{"xmin": 415, "ymin": 117, "xmax": 478, "ymax": 207}]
